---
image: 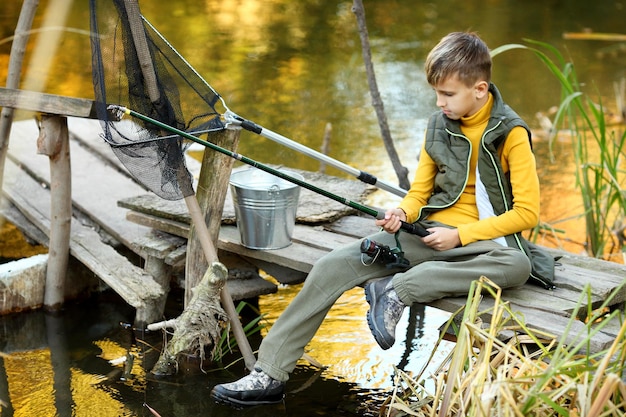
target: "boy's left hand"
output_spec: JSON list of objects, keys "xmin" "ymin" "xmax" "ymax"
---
[{"xmin": 422, "ymin": 227, "xmax": 461, "ymax": 251}]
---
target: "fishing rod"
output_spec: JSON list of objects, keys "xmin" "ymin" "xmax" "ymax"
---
[{"xmin": 108, "ymin": 105, "xmax": 429, "ymax": 237}]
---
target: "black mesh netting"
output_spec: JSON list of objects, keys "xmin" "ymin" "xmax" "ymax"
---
[{"xmin": 89, "ymin": 0, "xmax": 227, "ymax": 200}]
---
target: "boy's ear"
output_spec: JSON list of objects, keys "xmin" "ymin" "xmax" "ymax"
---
[{"xmin": 475, "ymin": 81, "xmax": 489, "ymax": 98}]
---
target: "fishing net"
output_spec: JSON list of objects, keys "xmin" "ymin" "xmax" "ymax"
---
[{"xmin": 89, "ymin": 0, "xmax": 229, "ymax": 200}]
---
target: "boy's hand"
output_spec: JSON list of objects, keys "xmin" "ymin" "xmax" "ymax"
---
[
  {"xmin": 422, "ymin": 227, "xmax": 461, "ymax": 251},
  {"xmin": 375, "ymin": 208, "xmax": 406, "ymax": 233}
]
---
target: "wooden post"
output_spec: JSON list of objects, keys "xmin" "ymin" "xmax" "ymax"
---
[
  {"xmin": 185, "ymin": 128, "xmax": 240, "ymax": 299},
  {"xmin": 37, "ymin": 115, "xmax": 71, "ymax": 309},
  {"xmin": 0, "ymin": 356, "xmax": 13, "ymax": 414},
  {"xmin": 185, "ymin": 128, "xmax": 256, "ymax": 372}
]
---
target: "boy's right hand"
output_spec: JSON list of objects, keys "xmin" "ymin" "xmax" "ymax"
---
[{"xmin": 375, "ymin": 208, "xmax": 407, "ymax": 233}]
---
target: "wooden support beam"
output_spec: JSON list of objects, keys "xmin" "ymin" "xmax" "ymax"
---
[
  {"xmin": 186, "ymin": 127, "xmax": 240, "ymax": 299},
  {"xmin": 37, "ymin": 114, "xmax": 71, "ymax": 310}
]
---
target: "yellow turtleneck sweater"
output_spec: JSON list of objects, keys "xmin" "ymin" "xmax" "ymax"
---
[{"xmin": 399, "ymin": 93, "xmax": 540, "ymax": 245}]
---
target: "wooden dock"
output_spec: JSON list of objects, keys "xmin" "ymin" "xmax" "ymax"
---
[{"xmin": 2, "ymin": 116, "xmax": 626, "ymax": 354}]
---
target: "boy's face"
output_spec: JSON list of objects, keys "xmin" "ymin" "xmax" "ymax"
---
[{"xmin": 432, "ymin": 74, "xmax": 488, "ymax": 120}]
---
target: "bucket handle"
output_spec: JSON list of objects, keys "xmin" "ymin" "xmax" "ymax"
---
[{"xmin": 268, "ymin": 184, "xmax": 281, "ymax": 197}]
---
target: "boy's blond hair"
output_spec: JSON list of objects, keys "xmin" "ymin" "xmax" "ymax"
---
[{"xmin": 425, "ymin": 32, "xmax": 491, "ymax": 87}]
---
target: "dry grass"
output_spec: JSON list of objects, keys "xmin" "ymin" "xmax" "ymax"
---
[{"xmin": 381, "ymin": 277, "xmax": 626, "ymax": 417}]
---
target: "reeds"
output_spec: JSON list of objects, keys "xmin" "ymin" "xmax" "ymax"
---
[
  {"xmin": 492, "ymin": 40, "xmax": 626, "ymax": 261},
  {"xmin": 213, "ymin": 301, "xmax": 266, "ymax": 368},
  {"xmin": 381, "ymin": 277, "xmax": 626, "ymax": 417}
]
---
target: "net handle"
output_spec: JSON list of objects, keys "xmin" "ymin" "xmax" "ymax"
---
[{"xmin": 122, "ymin": 1, "xmax": 257, "ymax": 371}]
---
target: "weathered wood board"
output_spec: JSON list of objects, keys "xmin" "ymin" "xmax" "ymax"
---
[
  {"xmin": 0, "ymin": 87, "xmax": 101, "ymax": 119},
  {"xmin": 7, "ymin": 119, "xmax": 150, "ymax": 251}
]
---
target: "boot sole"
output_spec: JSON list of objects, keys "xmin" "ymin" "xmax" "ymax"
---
[{"xmin": 211, "ymin": 387, "xmax": 285, "ymax": 407}]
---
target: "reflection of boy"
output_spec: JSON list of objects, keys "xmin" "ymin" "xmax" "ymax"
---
[{"xmin": 212, "ymin": 31, "xmax": 553, "ymax": 407}]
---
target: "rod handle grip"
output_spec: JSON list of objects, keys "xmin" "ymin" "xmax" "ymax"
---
[{"xmin": 400, "ymin": 221, "xmax": 431, "ymax": 237}]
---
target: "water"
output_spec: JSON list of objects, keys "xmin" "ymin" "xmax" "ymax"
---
[
  {"xmin": 1, "ymin": 0, "xmax": 625, "ymax": 415},
  {"xmin": 0, "ymin": 286, "xmax": 449, "ymax": 416}
]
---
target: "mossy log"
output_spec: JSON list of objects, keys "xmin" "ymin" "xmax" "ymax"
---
[{"xmin": 150, "ymin": 262, "xmax": 228, "ymax": 376}]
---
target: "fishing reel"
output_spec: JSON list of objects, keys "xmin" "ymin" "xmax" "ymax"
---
[{"xmin": 360, "ymin": 238, "xmax": 410, "ymax": 270}]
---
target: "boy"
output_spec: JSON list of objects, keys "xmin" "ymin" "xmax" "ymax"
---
[{"xmin": 212, "ymin": 31, "xmax": 551, "ymax": 407}]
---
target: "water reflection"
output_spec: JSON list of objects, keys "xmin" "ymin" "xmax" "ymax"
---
[
  {"xmin": 0, "ymin": 292, "xmax": 406, "ymax": 416},
  {"xmin": 0, "ymin": 296, "xmax": 139, "ymax": 416}
]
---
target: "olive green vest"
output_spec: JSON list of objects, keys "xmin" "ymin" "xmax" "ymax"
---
[{"xmin": 419, "ymin": 84, "xmax": 555, "ymax": 289}]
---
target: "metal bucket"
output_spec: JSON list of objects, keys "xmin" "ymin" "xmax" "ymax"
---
[{"xmin": 229, "ymin": 168, "xmax": 303, "ymax": 250}]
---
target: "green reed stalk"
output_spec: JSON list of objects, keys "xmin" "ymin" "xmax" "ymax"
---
[{"xmin": 492, "ymin": 41, "xmax": 626, "ymax": 260}]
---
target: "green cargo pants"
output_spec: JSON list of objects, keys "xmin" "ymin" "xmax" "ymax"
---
[{"xmin": 255, "ymin": 227, "xmax": 531, "ymax": 382}]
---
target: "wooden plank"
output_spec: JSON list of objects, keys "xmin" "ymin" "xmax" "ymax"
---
[
  {"xmin": 0, "ymin": 200, "xmax": 49, "ymax": 245},
  {"xmin": 553, "ymin": 252, "xmax": 626, "ymax": 280},
  {"xmin": 592, "ymin": 314, "xmax": 624, "ymax": 342},
  {"xmin": 123, "ymin": 203, "xmax": 617, "ymax": 317},
  {"xmin": 7, "ymin": 119, "xmax": 151, "ymax": 251},
  {"xmin": 227, "ymin": 275, "xmax": 278, "ymax": 300},
  {"xmin": 165, "ymin": 245, "xmax": 187, "ymax": 267},
  {"xmin": 121, "ymin": 195, "xmax": 193, "ymax": 228},
  {"xmin": 68, "ymin": 117, "xmax": 128, "ymax": 171},
  {"xmin": 131, "ymin": 231, "xmax": 186, "ymax": 259},
  {"xmin": 216, "ymin": 253, "xmax": 278, "ymax": 299},
  {"xmin": 218, "ymin": 225, "xmax": 327, "ymax": 274},
  {"xmin": 1, "ymin": 158, "xmax": 163, "ymax": 312},
  {"xmin": 324, "ymin": 215, "xmax": 380, "ymax": 239},
  {"xmin": 430, "ymin": 295, "xmax": 616, "ymax": 353},
  {"xmin": 126, "ymin": 211, "xmax": 189, "ymax": 238},
  {"xmin": 241, "ymin": 257, "xmax": 308, "ymax": 285},
  {"xmin": 502, "ymin": 302, "xmax": 616, "ymax": 353},
  {"xmin": 124, "ymin": 203, "xmax": 359, "ymax": 253},
  {"xmin": 291, "ymin": 224, "xmax": 357, "ymax": 251},
  {"xmin": 125, "ymin": 210, "xmax": 330, "ymax": 277},
  {"xmin": 69, "ymin": 223, "xmax": 164, "ymax": 311},
  {"xmin": 118, "ymin": 165, "xmax": 375, "ymax": 227},
  {"xmin": 497, "ymin": 285, "xmax": 602, "ymax": 317},
  {"xmin": 510, "ymin": 282, "xmax": 608, "ymax": 314},
  {"xmin": 554, "ymin": 263, "xmax": 626, "ymax": 304},
  {"xmin": 290, "ymin": 168, "xmax": 376, "ymax": 223},
  {"xmin": 0, "ymin": 87, "xmax": 105, "ymax": 119}
]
